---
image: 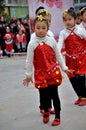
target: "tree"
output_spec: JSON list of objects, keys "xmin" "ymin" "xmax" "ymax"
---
[
  {"xmin": 0, "ymin": 0, "xmax": 5, "ymax": 15},
  {"xmin": 0, "ymin": 0, "xmax": 10, "ymax": 22}
]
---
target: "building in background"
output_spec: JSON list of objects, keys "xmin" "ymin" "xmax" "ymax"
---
[
  {"xmin": 3, "ymin": 0, "xmax": 86, "ymax": 19},
  {"xmin": 4, "ymin": 0, "xmax": 29, "ymax": 18},
  {"xmin": 74, "ymin": 0, "xmax": 86, "ymax": 12}
]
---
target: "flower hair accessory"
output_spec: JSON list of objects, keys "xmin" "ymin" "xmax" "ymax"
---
[
  {"xmin": 37, "ymin": 15, "xmax": 45, "ymax": 21},
  {"xmin": 63, "ymin": 10, "xmax": 68, "ymax": 18},
  {"xmin": 34, "ymin": 15, "xmax": 48, "ymax": 27},
  {"xmin": 80, "ymin": 7, "xmax": 86, "ymax": 13},
  {"xmin": 37, "ymin": 9, "xmax": 50, "ymax": 16},
  {"xmin": 46, "ymin": 10, "xmax": 50, "ymax": 16}
]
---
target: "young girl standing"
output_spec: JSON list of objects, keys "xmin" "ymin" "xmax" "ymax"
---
[
  {"xmin": 31, "ymin": 9, "xmax": 55, "ymax": 115},
  {"xmin": 35, "ymin": 9, "xmax": 55, "ymax": 114},
  {"xmin": 23, "ymin": 15, "xmax": 69, "ymax": 126},
  {"xmin": 57, "ymin": 7, "xmax": 86, "ymax": 106}
]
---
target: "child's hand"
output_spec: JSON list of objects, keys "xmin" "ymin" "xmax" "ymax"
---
[
  {"xmin": 23, "ymin": 77, "xmax": 32, "ymax": 87},
  {"xmin": 65, "ymin": 69, "xmax": 75, "ymax": 75}
]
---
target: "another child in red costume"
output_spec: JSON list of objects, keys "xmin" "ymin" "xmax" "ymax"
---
[
  {"xmin": 16, "ymin": 29, "xmax": 27, "ymax": 52},
  {"xmin": 23, "ymin": 15, "xmax": 69, "ymax": 126},
  {"xmin": 57, "ymin": 7, "xmax": 86, "ymax": 106},
  {"xmin": 4, "ymin": 26, "xmax": 14, "ymax": 57}
]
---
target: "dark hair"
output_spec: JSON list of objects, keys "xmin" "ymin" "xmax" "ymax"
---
[
  {"xmin": 68, "ymin": 7, "xmax": 77, "ymax": 19},
  {"xmin": 35, "ymin": 6, "xmax": 45, "ymax": 15},
  {"xmin": 79, "ymin": 6, "xmax": 84, "ymax": 11}
]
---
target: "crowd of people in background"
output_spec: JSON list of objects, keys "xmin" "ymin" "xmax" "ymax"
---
[
  {"xmin": 0, "ymin": 15, "xmax": 31, "ymax": 57},
  {"xmin": 0, "ymin": 6, "xmax": 84, "ymax": 58},
  {"xmin": 0, "ymin": 6, "xmax": 85, "ymax": 58}
]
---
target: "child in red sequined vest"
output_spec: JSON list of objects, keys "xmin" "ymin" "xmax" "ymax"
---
[
  {"xmin": 57, "ymin": 7, "xmax": 86, "ymax": 106},
  {"xmin": 23, "ymin": 16, "xmax": 69, "ymax": 126}
]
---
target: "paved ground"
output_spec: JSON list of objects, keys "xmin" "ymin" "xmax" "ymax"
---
[{"xmin": 0, "ymin": 56, "xmax": 86, "ymax": 130}]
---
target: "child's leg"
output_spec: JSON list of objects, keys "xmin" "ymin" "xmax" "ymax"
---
[
  {"xmin": 69, "ymin": 75, "xmax": 82, "ymax": 97},
  {"xmin": 78, "ymin": 74, "xmax": 86, "ymax": 98},
  {"xmin": 21, "ymin": 43, "xmax": 26, "ymax": 52},
  {"xmin": 38, "ymin": 89, "xmax": 45, "ymax": 114},
  {"xmin": 69, "ymin": 74, "xmax": 86, "ymax": 97},
  {"xmin": 69, "ymin": 74, "xmax": 86, "ymax": 105},
  {"xmin": 49, "ymin": 85, "xmax": 61, "ymax": 126},
  {"xmin": 39, "ymin": 87, "xmax": 50, "ymax": 112},
  {"xmin": 39, "ymin": 87, "xmax": 50, "ymax": 123},
  {"xmin": 39, "ymin": 88, "xmax": 52, "ymax": 112},
  {"xmin": 17, "ymin": 43, "xmax": 21, "ymax": 52},
  {"xmin": 49, "ymin": 85, "xmax": 61, "ymax": 119}
]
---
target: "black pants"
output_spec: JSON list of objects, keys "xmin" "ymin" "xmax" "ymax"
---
[
  {"xmin": 39, "ymin": 85, "xmax": 61, "ymax": 119},
  {"xmin": 39, "ymin": 89, "xmax": 52, "ymax": 110},
  {"xmin": 69, "ymin": 74, "xmax": 86, "ymax": 98}
]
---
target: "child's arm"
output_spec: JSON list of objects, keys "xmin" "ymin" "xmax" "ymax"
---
[
  {"xmin": 79, "ymin": 27, "xmax": 86, "ymax": 39},
  {"xmin": 56, "ymin": 45, "xmax": 74, "ymax": 74},
  {"xmin": 57, "ymin": 31, "xmax": 65, "ymax": 51},
  {"xmin": 23, "ymin": 41, "xmax": 34, "ymax": 86},
  {"xmin": 55, "ymin": 44, "xmax": 68, "ymax": 71},
  {"xmin": 51, "ymin": 33, "xmax": 67, "ymax": 70},
  {"xmin": 52, "ymin": 37, "xmax": 73, "ymax": 74}
]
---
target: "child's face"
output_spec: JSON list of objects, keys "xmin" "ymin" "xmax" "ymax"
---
[
  {"xmin": 19, "ymin": 30, "xmax": 22, "ymax": 34},
  {"xmin": 82, "ymin": 11, "xmax": 86, "ymax": 22},
  {"xmin": 6, "ymin": 28, "xmax": 10, "ymax": 32},
  {"xmin": 63, "ymin": 14, "xmax": 76, "ymax": 29},
  {"xmin": 35, "ymin": 21, "xmax": 48, "ymax": 38}
]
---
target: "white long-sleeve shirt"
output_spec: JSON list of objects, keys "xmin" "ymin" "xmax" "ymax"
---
[
  {"xmin": 57, "ymin": 25, "xmax": 86, "ymax": 51},
  {"xmin": 25, "ymin": 34, "xmax": 68, "ymax": 78},
  {"xmin": 78, "ymin": 21, "xmax": 86, "ymax": 29}
]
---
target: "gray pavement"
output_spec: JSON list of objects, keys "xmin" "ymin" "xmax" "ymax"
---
[{"xmin": 0, "ymin": 56, "xmax": 86, "ymax": 130}]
